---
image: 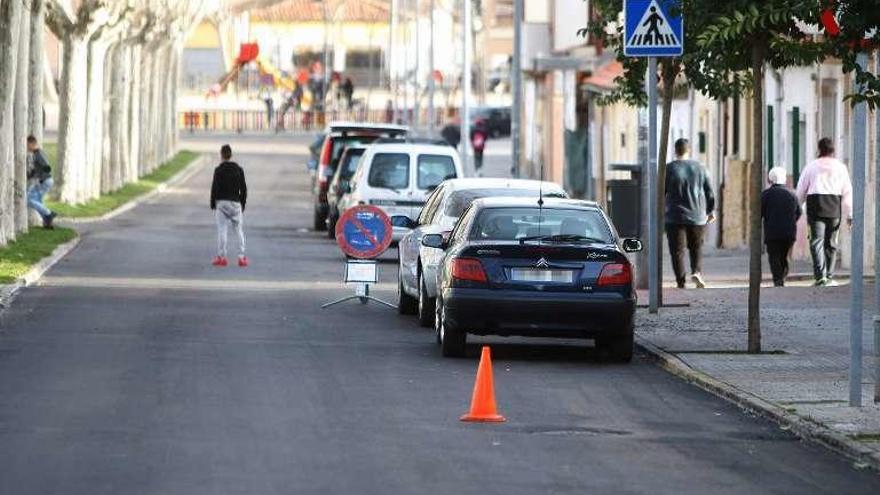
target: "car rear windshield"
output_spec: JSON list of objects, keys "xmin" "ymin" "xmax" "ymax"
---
[
  {"xmin": 339, "ymin": 148, "xmax": 366, "ymax": 178},
  {"xmin": 417, "ymin": 154, "xmax": 457, "ymax": 190},
  {"xmin": 444, "ymin": 188, "xmax": 566, "ymax": 217},
  {"xmin": 331, "ymin": 136, "xmax": 377, "ymax": 169},
  {"xmin": 368, "ymin": 153, "xmax": 410, "ymax": 190},
  {"xmin": 471, "ymin": 207, "xmax": 613, "ymax": 243}
]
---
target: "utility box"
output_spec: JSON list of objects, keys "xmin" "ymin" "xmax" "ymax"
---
[{"xmin": 606, "ymin": 163, "xmax": 642, "ymax": 238}]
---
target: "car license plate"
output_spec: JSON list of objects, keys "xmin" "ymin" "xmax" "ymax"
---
[{"xmin": 510, "ymin": 268, "xmax": 574, "ymax": 283}]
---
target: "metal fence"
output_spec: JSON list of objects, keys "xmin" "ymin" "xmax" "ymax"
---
[{"xmin": 178, "ymin": 108, "xmax": 448, "ymax": 133}]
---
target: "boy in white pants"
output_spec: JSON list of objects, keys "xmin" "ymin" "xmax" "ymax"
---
[{"xmin": 210, "ymin": 144, "xmax": 249, "ymax": 267}]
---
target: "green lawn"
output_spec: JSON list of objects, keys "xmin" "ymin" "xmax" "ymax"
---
[
  {"xmin": 46, "ymin": 150, "xmax": 200, "ymax": 218},
  {"xmin": 0, "ymin": 227, "xmax": 77, "ymax": 283}
]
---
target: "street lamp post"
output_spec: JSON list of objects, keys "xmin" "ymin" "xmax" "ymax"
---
[{"xmin": 461, "ymin": 0, "xmax": 472, "ymax": 173}]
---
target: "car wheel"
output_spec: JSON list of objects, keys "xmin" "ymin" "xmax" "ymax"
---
[
  {"xmin": 417, "ymin": 272, "xmax": 435, "ymax": 328},
  {"xmin": 436, "ymin": 297, "xmax": 466, "ymax": 357},
  {"xmin": 326, "ymin": 214, "xmax": 337, "ymax": 239},
  {"xmin": 313, "ymin": 208, "xmax": 327, "ymax": 231},
  {"xmin": 601, "ymin": 322, "xmax": 634, "ymax": 363},
  {"xmin": 397, "ymin": 271, "xmax": 418, "ymax": 315}
]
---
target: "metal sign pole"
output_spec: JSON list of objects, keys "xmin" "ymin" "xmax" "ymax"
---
[
  {"xmin": 511, "ymin": 0, "xmax": 523, "ymax": 178},
  {"xmin": 461, "ymin": 0, "xmax": 473, "ymax": 174},
  {"xmin": 849, "ymin": 52, "xmax": 868, "ymax": 407},
  {"xmin": 647, "ymin": 57, "xmax": 659, "ymax": 314}
]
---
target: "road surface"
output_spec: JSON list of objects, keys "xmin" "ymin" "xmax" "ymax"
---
[{"xmin": 0, "ymin": 135, "xmax": 877, "ymax": 494}]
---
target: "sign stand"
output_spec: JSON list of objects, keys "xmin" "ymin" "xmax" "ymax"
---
[
  {"xmin": 323, "ymin": 205, "xmax": 397, "ymax": 310},
  {"xmin": 322, "ymin": 260, "xmax": 396, "ymax": 309},
  {"xmin": 624, "ymin": 0, "xmax": 684, "ymax": 314}
]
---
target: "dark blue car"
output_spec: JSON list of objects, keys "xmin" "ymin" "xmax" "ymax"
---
[{"xmin": 421, "ymin": 197, "xmax": 642, "ymax": 361}]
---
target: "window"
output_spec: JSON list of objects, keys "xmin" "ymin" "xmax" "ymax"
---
[
  {"xmin": 418, "ymin": 186, "xmax": 445, "ymax": 225},
  {"xmin": 470, "ymin": 207, "xmax": 612, "ymax": 242},
  {"xmin": 443, "ymin": 188, "xmax": 566, "ymax": 218},
  {"xmin": 368, "ymin": 153, "xmax": 410, "ymax": 190},
  {"xmin": 417, "ymin": 154, "xmax": 457, "ymax": 190},
  {"xmin": 345, "ymin": 50, "xmax": 383, "ymax": 69},
  {"xmin": 339, "ymin": 148, "xmax": 366, "ymax": 179}
]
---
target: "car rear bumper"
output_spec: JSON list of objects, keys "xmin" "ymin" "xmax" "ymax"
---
[{"xmin": 441, "ymin": 288, "xmax": 635, "ymax": 338}]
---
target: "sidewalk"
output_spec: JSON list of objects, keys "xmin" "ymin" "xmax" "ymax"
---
[{"xmin": 637, "ymin": 250, "xmax": 880, "ymax": 468}]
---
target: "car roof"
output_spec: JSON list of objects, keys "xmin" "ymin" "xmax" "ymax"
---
[
  {"xmin": 326, "ymin": 122, "xmax": 409, "ymax": 135},
  {"xmin": 441, "ymin": 178, "xmax": 565, "ymax": 193},
  {"xmin": 470, "ymin": 197, "xmax": 600, "ymax": 210},
  {"xmin": 366, "ymin": 142, "xmax": 458, "ymax": 154}
]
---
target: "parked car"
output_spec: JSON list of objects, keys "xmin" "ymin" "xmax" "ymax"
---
[
  {"xmin": 395, "ymin": 178, "xmax": 567, "ymax": 326},
  {"xmin": 472, "ymin": 107, "xmax": 511, "ymax": 137},
  {"xmin": 337, "ymin": 142, "xmax": 465, "ymax": 242},
  {"xmin": 326, "ymin": 145, "xmax": 367, "ymax": 238},
  {"xmin": 423, "ymin": 197, "xmax": 642, "ymax": 360},
  {"xmin": 312, "ymin": 122, "xmax": 409, "ymax": 230}
]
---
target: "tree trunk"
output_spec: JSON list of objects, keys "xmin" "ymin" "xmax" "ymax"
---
[
  {"xmin": 0, "ymin": 0, "xmax": 23, "ymax": 244},
  {"xmin": 85, "ymin": 39, "xmax": 109, "ymax": 201},
  {"xmin": 656, "ymin": 61, "xmax": 679, "ymax": 308},
  {"xmin": 747, "ymin": 44, "xmax": 766, "ymax": 353},
  {"xmin": 127, "ymin": 44, "xmax": 141, "ymax": 182},
  {"xmin": 56, "ymin": 34, "xmax": 90, "ymax": 204},
  {"xmin": 169, "ymin": 43, "xmax": 180, "ymax": 155},
  {"xmin": 13, "ymin": 1, "xmax": 32, "ymax": 234},
  {"xmin": 106, "ymin": 42, "xmax": 124, "ymax": 193},
  {"xmin": 28, "ymin": 0, "xmax": 44, "ymax": 142}
]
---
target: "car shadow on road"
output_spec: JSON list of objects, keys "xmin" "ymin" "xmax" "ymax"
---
[{"xmin": 461, "ymin": 340, "xmax": 627, "ymax": 365}]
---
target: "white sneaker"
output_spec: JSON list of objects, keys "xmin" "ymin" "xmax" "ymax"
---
[{"xmin": 691, "ymin": 273, "xmax": 706, "ymax": 289}]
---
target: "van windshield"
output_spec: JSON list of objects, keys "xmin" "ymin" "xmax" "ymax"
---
[
  {"xmin": 417, "ymin": 154, "xmax": 457, "ymax": 190},
  {"xmin": 368, "ymin": 153, "xmax": 410, "ymax": 190}
]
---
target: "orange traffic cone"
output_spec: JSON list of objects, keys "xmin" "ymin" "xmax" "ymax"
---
[{"xmin": 460, "ymin": 346, "xmax": 506, "ymax": 422}]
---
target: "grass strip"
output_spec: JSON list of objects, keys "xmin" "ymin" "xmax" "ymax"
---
[
  {"xmin": 46, "ymin": 150, "xmax": 200, "ymax": 218},
  {"xmin": 0, "ymin": 227, "xmax": 77, "ymax": 283}
]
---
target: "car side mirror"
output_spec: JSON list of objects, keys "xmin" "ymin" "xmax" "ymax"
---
[
  {"xmin": 391, "ymin": 215, "xmax": 417, "ymax": 229},
  {"xmin": 622, "ymin": 238, "xmax": 643, "ymax": 253},
  {"xmin": 421, "ymin": 233, "xmax": 447, "ymax": 250}
]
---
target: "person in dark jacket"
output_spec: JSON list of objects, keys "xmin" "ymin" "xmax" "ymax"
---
[
  {"xmin": 665, "ymin": 138, "xmax": 716, "ymax": 289},
  {"xmin": 26, "ymin": 136, "xmax": 57, "ymax": 229},
  {"xmin": 762, "ymin": 167, "xmax": 801, "ymax": 287},
  {"xmin": 210, "ymin": 144, "xmax": 248, "ymax": 267},
  {"xmin": 441, "ymin": 121, "xmax": 461, "ymax": 149}
]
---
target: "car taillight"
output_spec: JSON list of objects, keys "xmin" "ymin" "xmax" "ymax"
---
[
  {"xmin": 451, "ymin": 258, "xmax": 487, "ymax": 283},
  {"xmin": 597, "ymin": 263, "xmax": 632, "ymax": 286}
]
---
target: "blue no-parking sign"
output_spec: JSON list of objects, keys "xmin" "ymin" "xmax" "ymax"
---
[
  {"xmin": 335, "ymin": 205, "xmax": 393, "ymax": 259},
  {"xmin": 624, "ymin": 0, "xmax": 683, "ymax": 57}
]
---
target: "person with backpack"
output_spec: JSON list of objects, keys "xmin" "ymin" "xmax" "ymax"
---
[
  {"xmin": 796, "ymin": 137, "xmax": 853, "ymax": 286},
  {"xmin": 26, "ymin": 136, "xmax": 57, "ymax": 229},
  {"xmin": 472, "ymin": 126, "xmax": 487, "ymax": 173},
  {"xmin": 210, "ymin": 144, "xmax": 248, "ymax": 267},
  {"xmin": 762, "ymin": 167, "xmax": 801, "ymax": 287}
]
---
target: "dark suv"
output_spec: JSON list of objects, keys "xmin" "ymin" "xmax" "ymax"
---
[
  {"xmin": 312, "ymin": 123, "xmax": 408, "ymax": 230},
  {"xmin": 472, "ymin": 107, "xmax": 511, "ymax": 137}
]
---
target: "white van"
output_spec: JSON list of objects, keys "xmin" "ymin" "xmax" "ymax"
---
[{"xmin": 338, "ymin": 142, "xmax": 465, "ymax": 241}]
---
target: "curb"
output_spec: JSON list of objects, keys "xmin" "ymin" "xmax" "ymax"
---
[
  {"xmin": 635, "ymin": 335, "xmax": 880, "ymax": 471},
  {"xmin": 61, "ymin": 154, "xmax": 207, "ymax": 224},
  {"xmin": 0, "ymin": 236, "xmax": 81, "ymax": 311}
]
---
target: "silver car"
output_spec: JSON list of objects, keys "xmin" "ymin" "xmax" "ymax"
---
[{"xmin": 395, "ymin": 178, "xmax": 568, "ymax": 326}]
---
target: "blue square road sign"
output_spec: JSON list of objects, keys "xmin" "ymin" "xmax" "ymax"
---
[{"xmin": 624, "ymin": 0, "xmax": 684, "ymax": 57}]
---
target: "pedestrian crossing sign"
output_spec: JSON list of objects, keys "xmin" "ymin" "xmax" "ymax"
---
[{"xmin": 624, "ymin": 0, "xmax": 684, "ymax": 56}]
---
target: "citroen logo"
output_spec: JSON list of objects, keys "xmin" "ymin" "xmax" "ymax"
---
[{"xmin": 535, "ymin": 257, "xmax": 550, "ymax": 268}]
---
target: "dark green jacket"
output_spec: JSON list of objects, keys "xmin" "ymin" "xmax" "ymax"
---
[{"xmin": 664, "ymin": 159, "xmax": 715, "ymax": 225}]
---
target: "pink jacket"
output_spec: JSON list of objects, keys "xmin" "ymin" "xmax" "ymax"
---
[{"xmin": 795, "ymin": 157, "xmax": 853, "ymax": 219}]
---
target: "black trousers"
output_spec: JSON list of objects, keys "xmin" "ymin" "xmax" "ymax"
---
[
  {"xmin": 765, "ymin": 239, "xmax": 794, "ymax": 286},
  {"xmin": 666, "ymin": 224, "xmax": 705, "ymax": 286},
  {"xmin": 808, "ymin": 217, "xmax": 840, "ymax": 281}
]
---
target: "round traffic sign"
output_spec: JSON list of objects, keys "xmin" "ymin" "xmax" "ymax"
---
[{"xmin": 335, "ymin": 205, "xmax": 393, "ymax": 259}]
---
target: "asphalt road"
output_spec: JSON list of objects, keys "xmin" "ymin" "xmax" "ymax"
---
[{"xmin": 0, "ymin": 134, "xmax": 877, "ymax": 495}]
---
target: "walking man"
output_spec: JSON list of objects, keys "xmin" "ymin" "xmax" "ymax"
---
[
  {"xmin": 471, "ymin": 126, "xmax": 487, "ymax": 173},
  {"xmin": 796, "ymin": 137, "xmax": 853, "ymax": 286},
  {"xmin": 665, "ymin": 138, "xmax": 715, "ymax": 289},
  {"xmin": 210, "ymin": 144, "xmax": 248, "ymax": 267},
  {"xmin": 762, "ymin": 167, "xmax": 801, "ymax": 287},
  {"xmin": 26, "ymin": 136, "xmax": 57, "ymax": 229}
]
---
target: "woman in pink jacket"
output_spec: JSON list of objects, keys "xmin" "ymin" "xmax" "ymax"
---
[{"xmin": 795, "ymin": 138, "xmax": 853, "ymax": 286}]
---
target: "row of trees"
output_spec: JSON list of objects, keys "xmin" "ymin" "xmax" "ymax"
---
[
  {"xmin": 587, "ymin": 0, "xmax": 880, "ymax": 352},
  {"xmin": 0, "ymin": 0, "xmax": 212, "ymax": 246}
]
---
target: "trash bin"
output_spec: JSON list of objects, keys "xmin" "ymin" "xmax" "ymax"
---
[{"xmin": 606, "ymin": 163, "xmax": 641, "ymax": 238}]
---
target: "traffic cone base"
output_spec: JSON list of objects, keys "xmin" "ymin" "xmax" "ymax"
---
[{"xmin": 460, "ymin": 346, "xmax": 506, "ymax": 423}]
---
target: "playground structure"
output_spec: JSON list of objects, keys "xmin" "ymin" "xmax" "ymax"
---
[{"xmin": 208, "ymin": 43, "xmax": 301, "ymax": 97}]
